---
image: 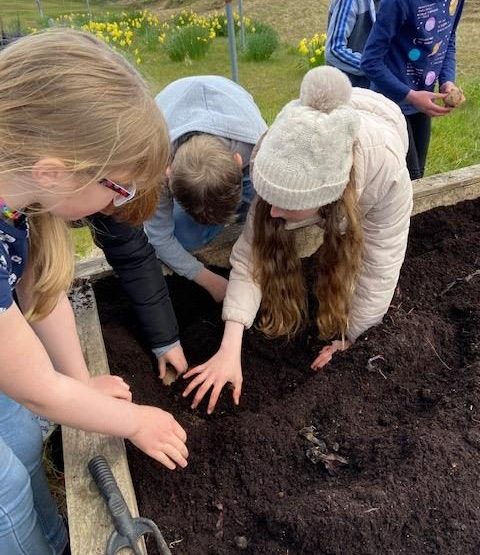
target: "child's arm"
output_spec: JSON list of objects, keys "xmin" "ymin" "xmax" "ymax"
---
[
  {"xmin": 0, "ymin": 302, "xmax": 188, "ymax": 469},
  {"xmin": 15, "ymin": 288, "xmax": 131, "ymax": 399},
  {"xmin": 90, "ymin": 213, "xmax": 187, "ymax": 377},
  {"xmin": 182, "ymin": 207, "xmax": 262, "ymax": 413},
  {"xmin": 347, "ymin": 155, "xmax": 413, "ymax": 343},
  {"xmin": 326, "ymin": 0, "xmax": 363, "ymax": 75},
  {"xmin": 439, "ymin": 0, "xmax": 464, "ymax": 89},
  {"xmin": 144, "ymin": 189, "xmax": 228, "ymax": 302},
  {"xmin": 360, "ymin": 0, "xmax": 410, "ymax": 101}
]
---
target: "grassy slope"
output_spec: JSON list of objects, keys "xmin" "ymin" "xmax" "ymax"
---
[{"xmin": 146, "ymin": 0, "xmax": 480, "ymax": 175}]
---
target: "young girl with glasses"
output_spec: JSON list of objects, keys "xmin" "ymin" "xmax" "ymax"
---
[{"xmin": 0, "ymin": 29, "xmax": 188, "ymax": 554}]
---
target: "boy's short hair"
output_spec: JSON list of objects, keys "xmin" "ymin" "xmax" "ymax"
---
[{"xmin": 170, "ymin": 134, "xmax": 243, "ymax": 225}]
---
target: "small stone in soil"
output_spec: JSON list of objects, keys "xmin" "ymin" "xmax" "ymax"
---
[{"xmin": 234, "ymin": 536, "xmax": 248, "ymax": 550}]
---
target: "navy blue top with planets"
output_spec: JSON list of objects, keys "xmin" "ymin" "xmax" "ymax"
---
[
  {"xmin": 0, "ymin": 216, "xmax": 29, "ymax": 313},
  {"xmin": 361, "ymin": 0, "xmax": 464, "ymax": 114}
]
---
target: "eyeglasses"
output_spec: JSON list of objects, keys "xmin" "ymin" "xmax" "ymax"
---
[{"xmin": 99, "ymin": 178, "xmax": 136, "ymax": 207}]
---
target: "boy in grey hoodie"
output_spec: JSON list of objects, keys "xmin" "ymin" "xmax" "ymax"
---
[{"xmin": 145, "ymin": 76, "xmax": 267, "ymax": 302}]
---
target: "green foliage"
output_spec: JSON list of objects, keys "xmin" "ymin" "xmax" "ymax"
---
[
  {"xmin": 244, "ymin": 22, "xmax": 279, "ymax": 61},
  {"xmin": 164, "ymin": 24, "xmax": 212, "ymax": 62},
  {"xmin": 297, "ymin": 33, "xmax": 327, "ymax": 69},
  {"xmin": 426, "ymin": 80, "xmax": 480, "ymax": 175},
  {"xmin": 213, "ymin": 14, "xmax": 229, "ymax": 37}
]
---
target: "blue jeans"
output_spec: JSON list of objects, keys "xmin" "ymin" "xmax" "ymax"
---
[
  {"xmin": 0, "ymin": 393, "xmax": 68, "ymax": 555},
  {"xmin": 173, "ymin": 172, "xmax": 254, "ymax": 252}
]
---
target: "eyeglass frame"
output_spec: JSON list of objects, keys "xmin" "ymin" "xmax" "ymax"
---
[{"xmin": 99, "ymin": 178, "xmax": 137, "ymax": 207}]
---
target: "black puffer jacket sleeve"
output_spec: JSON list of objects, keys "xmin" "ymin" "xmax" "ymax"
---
[{"xmin": 88, "ymin": 213, "xmax": 179, "ymax": 350}]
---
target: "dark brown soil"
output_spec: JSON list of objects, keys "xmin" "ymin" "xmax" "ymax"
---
[{"xmin": 94, "ymin": 198, "xmax": 480, "ymax": 555}]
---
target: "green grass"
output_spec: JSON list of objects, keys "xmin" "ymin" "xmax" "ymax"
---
[
  {"xmin": 427, "ymin": 80, "xmax": 480, "ymax": 175},
  {"xmin": 142, "ymin": 39, "xmax": 303, "ymax": 123},
  {"xmin": 1, "ymin": 0, "xmax": 118, "ymax": 27},
  {"xmin": 72, "ymin": 226, "xmax": 95, "ymax": 258}
]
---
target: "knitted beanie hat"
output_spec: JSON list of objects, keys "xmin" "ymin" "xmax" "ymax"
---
[{"xmin": 253, "ymin": 66, "xmax": 361, "ymax": 210}]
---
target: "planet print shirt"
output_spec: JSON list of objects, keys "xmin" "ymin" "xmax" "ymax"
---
[
  {"xmin": 0, "ymin": 216, "xmax": 29, "ymax": 313},
  {"xmin": 361, "ymin": 0, "xmax": 464, "ymax": 114}
]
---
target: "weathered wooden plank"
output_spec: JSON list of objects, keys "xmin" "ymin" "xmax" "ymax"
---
[
  {"xmin": 411, "ymin": 163, "xmax": 480, "ymax": 215},
  {"xmin": 63, "ymin": 283, "xmax": 146, "ymax": 555},
  {"xmin": 74, "ymin": 164, "xmax": 480, "ymax": 280}
]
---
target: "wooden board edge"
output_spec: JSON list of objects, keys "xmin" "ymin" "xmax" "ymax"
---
[{"xmin": 63, "ymin": 282, "xmax": 147, "ymax": 555}]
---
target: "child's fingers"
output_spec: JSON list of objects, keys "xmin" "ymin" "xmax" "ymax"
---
[
  {"xmin": 117, "ymin": 388, "xmax": 133, "ymax": 402},
  {"xmin": 167, "ymin": 435, "xmax": 189, "ymax": 459},
  {"xmin": 311, "ymin": 349, "xmax": 332, "ymax": 370},
  {"xmin": 160, "ymin": 443, "xmax": 188, "ymax": 469},
  {"xmin": 430, "ymin": 105, "xmax": 451, "ymax": 116},
  {"xmin": 182, "ymin": 372, "xmax": 208, "ymax": 398},
  {"xmin": 183, "ymin": 364, "xmax": 205, "ymax": 379},
  {"xmin": 173, "ymin": 421, "xmax": 187, "ymax": 443},
  {"xmin": 113, "ymin": 375, "xmax": 129, "ymax": 387},
  {"xmin": 158, "ymin": 357, "xmax": 166, "ymax": 379},
  {"xmin": 233, "ymin": 382, "xmax": 242, "ymax": 406},
  {"xmin": 153, "ymin": 451, "xmax": 176, "ymax": 471},
  {"xmin": 191, "ymin": 379, "xmax": 214, "ymax": 409},
  {"xmin": 207, "ymin": 383, "xmax": 224, "ymax": 414}
]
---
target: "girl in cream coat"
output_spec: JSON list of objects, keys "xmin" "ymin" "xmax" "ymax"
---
[{"xmin": 182, "ymin": 67, "xmax": 413, "ymax": 413}]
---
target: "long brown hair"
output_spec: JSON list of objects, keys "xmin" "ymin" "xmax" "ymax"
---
[
  {"xmin": 252, "ymin": 177, "xmax": 363, "ymax": 340},
  {"xmin": 0, "ymin": 29, "xmax": 169, "ymax": 320}
]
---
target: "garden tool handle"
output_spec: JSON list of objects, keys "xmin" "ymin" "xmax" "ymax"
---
[
  {"xmin": 88, "ymin": 455, "xmax": 173, "ymax": 555},
  {"xmin": 88, "ymin": 455, "xmax": 134, "ymax": 533}
]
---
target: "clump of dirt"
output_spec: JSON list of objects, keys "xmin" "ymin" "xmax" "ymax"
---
[{"xmin": 95, "ymin": 197, "xmax": 480, "ymax": 555}]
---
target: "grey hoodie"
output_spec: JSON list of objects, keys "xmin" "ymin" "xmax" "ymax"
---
[{"xmin": 144, "ymin": 76, "xmax": 267, "ymax": 279}]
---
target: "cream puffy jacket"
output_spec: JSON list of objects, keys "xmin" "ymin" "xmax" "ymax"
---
[{"xmin": 222, "ymin": 88, "xmax": 413, "ymax": 342}]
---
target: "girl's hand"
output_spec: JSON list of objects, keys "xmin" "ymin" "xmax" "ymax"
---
[
  {"xmin": 182, "ymin": 347, "xmax": 243, "ymax": 414},
  {"xmin": 193, "ymin": 268, "xmax": 228, "ymax": 303},
  {"xmin": 405, "ymin": 89, "xmax": 451, "ymax": 117},
  {"xmin": 158, "ymin": 344, "xmax": 188, "ymax": 379},
  {"xmin": 128, "ymin": 406, "xmax": 188, "ymax": 470},
  {"xmin": 89, "ymin": 375, "xmax": 132, "ymax": 401},
  {"xmin": 311, "ymin": 339, "xmax": 351, "ymax": 371},
  {"xmin": 439, "ymin": 81, "xmax": 456, "ymax": 94}
]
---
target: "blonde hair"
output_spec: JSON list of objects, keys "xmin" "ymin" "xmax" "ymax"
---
[
  {"xmin": 252, "ymin": 177, "xmax": 363, "ymax": 340},
  {"xmin": 170, "ymin": 134, "xmax": 243, "ymax": 225},
  {"xmin": 0, "ymin": 29, "xmax": 169, "ymax": 320}
]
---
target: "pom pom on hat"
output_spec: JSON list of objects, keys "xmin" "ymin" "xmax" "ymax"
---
[
  {"xmin": 300, "ymin": 66, "xmax": 352, "ymax": 113},
  {"xmin": 251, "ymin": 66, "xmax": 360, "ymax": 210}
]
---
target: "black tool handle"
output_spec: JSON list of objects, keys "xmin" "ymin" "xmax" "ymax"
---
[{"xmin": 88, "ymin": 455, "xmax": 134, "ymax": 532}]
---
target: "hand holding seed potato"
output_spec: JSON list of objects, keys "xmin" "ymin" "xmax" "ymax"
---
[
  {"xmin": 311, "ymin": 339, "xmax": 351, "ymax": 371},
  {"xmin": 128, "ymin": 405, "xmax": 188, "ymax": 470},
  {"xmin": 405, "ymin": 89, "xmax": 451, "ymax": 117},
  {"xmin": 89, "ymin": 374, "xmax": 132, "ymax": 401},
  {"xmin": 157, "ymin": 343, "xmax": 188, "ymax": 381}
]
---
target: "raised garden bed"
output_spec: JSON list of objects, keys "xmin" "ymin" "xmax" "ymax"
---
[{"xmin": 93, "ymin": 194, "xmax": 480, "ymax": 555}]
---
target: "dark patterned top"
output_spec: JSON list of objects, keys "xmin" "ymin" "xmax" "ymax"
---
[{"xmin": 0, "ymin": 216, "xmax": 28, "ymax": 312}]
